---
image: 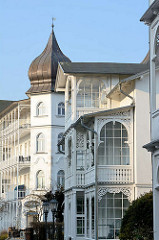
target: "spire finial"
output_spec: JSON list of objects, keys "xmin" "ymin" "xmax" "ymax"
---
[{"xmin": 52, "ymin": 17, "xmax": 56, "ymax": 31}]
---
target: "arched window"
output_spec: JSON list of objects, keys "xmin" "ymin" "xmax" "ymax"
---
[
  {"xmin": 98, "ymin": 121, "xmax": 129, "ymax": 165},
  {"xmin": 58, "ymin": 102, "xmax": 65, "ymax": 116},
  {"xmin": 37, "ymin": 170, "xmax": 45, "ymax": 189},
  {"xmin": 98, "ymin": 192, "xmax": 130, "ymax": 239},
  {"xmin": 57, "ymin": 170, "xmax": 65, "ymax": 188},
  {"xmin": 37, "ymin": 102, "xmax": 45, "ymax": 116},
  {"xmin": 58, "ymin": 133, "xmax": 64, "ymax": 151},
  {"xmin": 76, "ymin": 79, "xmax": 106, "ymax": 108},
  {"xmin": 36, "ymin": 133, "xmax": 45, "ymax": 152}
]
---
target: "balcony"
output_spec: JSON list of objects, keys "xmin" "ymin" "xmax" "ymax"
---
[
  {"xmin": 0, "ymin": 156, "xmax": 31, "ymax": 170},
  {"xmin": 76, "ymin": 108, "xmax": 101, "ymax": 120},
  {"xmin": 97, "ymin": 165, "xmax": 133, "ymax": 184},
  {"xmin": 66, "ymin": 165, "xmax": 133, "ymax": 189},
  {"xmin": 19, "ymin": 156, "xmax": 31, "ymax": 165},
  {"xmin": 1, "ymin": 189, "xmax": 30, "ymax": 201},
  {"xmin": 2, "ymin": 118, "xmax": 30, "ymax": 136}
]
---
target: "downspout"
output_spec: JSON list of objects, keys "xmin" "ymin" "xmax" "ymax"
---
[
  {"xmin": 57, "ymin": 145, "xmax": 65, "ymax": 154},
  {"xmin": 80, "ymin": 117, "xmax": 98, "ymax": 240},
  {"xmin": 119, "ymin": 82, "xmax": 134, "ymax": 104}
]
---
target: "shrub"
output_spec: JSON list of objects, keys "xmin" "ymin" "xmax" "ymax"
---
[
  {"xmin": 119, "ymin": 192, "xmax": 153, "ymax": 240},
  {"xmin": 0, "ymin": 230, "xmax": 8, "ymax": 240}
]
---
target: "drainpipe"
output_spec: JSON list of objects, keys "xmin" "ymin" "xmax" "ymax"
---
[
  {"xmin": 80, "ymin": 117, "xmax": 98, "ymax": 240},
  {"xmin": 58, "ymin": 145, "xmax": 65, "ymax": 155},
  {"xmin": 119, "ymin": 82, "xmax": 134, "ymax": 104}
]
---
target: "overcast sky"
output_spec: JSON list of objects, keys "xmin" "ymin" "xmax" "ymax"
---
[{"xmin": 0, "ymin": 0, "xmax": 149, "ymax": 101}]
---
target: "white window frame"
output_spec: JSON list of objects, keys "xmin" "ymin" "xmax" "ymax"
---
[
  {"xmin": 36, "ymin": 133, "xmax": 45, "ymax": 153},
  {"xmin": 37, "ymin": 170, "xmax": 45, "ymax": 189},
  {"xmin": 98, "ymin": 121, "xmax": 130, "ymax": 165},
  {"xmin": 57, "ymin": 102, "xmax": 65, "ymax": 116},
  {"xmin": 36, "ymin": 102, "xmax": 46, "ymax": 116},
  {"xmin": 57, "ymin": 170, "xmax": 65, "ymax": 188}
]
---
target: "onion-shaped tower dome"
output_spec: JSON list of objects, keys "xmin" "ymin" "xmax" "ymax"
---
[{"xmin": 27, "ymin": 26, "xmax": 71, "ymax": 94}]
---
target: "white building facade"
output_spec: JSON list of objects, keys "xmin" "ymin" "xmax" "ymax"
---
[
  {"xmin": 55, "ymin": 60, "xmax": 152, "ymax": 239},
  {"xmin": 141, "ymin": 1, "xmax": 159, "ymax": 240},
  {"xmin": 0, "ymin": 14, "xmax": 154, "ymax": 240},
  {"xmin": 0, "ymin": 28, "xmax": 70, "ymax": 231}
]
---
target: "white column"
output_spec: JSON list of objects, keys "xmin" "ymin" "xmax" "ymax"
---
[
  {"xmin": 71, "ymin": 191, "xmax": 76, "ymax": 238},
  {"xmin": 71, "ymin": 76, "xmax": 76, "ymax": 121}
]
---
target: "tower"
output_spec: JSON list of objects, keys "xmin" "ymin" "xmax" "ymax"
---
[{"xmin": 27, "ymin": 26, "xmax": 71, "ymax": 193}]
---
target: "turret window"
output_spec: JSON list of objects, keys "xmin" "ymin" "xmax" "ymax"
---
[
  {"xmin": 37, "ymin": 102, "xmax": 45, "ymax": 116},
  {"xmin": 57, "ymin": 170, "xmax": 65, "ymax": 188},
  {"xmin": 58, "ymin": 133, "xmax": 64, "ymax": 151},
  {"xmin": 37, "ymin": 170, "xmax": 45, "ymax": 189},
  {"xmin": 36, "ymin": 133, "xmax": 45, "ymax": 152},
  {"xmin": 58, "ymin": 102, "xmax": 65, "ymax": 116}
]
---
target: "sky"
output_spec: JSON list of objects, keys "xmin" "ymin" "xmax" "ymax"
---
[{"xmin": 0, "ymin": 0, "xmax": 149, "ymax": 101}]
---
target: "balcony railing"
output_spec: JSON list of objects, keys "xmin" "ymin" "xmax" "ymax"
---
[
  {"xmin": 76, "ymin": 108, "xmax": 101, "ymax": 120},
  {"xmin": 1, "ymin": 189, "xmax": 30, "ymax": 201},
  {"xmin": 19, "ymin": 156, "xmax": 31, "ymax": 164},
  {"xmin": 66, "ymin": 165, "xmax": 133, "ymax": 189},
  {"xmin": 97, "ymin": 165, "xmax": 133, "ymax": 184},
  {"xmin": 1, "ymin": 119, "xmax": 30, "ymax": 136},
  {"xmin": 0, "ymin": 156, "xmax": 31, "ymax": 169}
]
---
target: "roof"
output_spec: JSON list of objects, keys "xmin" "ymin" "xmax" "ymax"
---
[
  {"xmin": 143, "ymin": 139, "xmax": 159, "ymax": 152},
  {"xmin": 27, "ymin": 28, "xmax": 71, "ymax": 94},
  {"xmin": 106, "ymin": 67, "xmax": 150, "ymax": 100},
  {"xmin": 140, "ymin": 0, "xmax": 159, "ymax": 24},
  {"xmin": 59, "ymin": 105, "xmax": 134, "ymax": 140},
  {"xmin": 0, "ymin": 100, "xmax": 14, "ymax": 114},
  {"xmin": 60, "ymin": 62, "xmax": 148, "ymax": 75}
]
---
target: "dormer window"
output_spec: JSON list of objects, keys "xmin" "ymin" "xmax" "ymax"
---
[
  {"xmin": 37, "ymin": 102, "xmax": 45, "ymax": 116},
  {"xmin": 58, "ymin": 102, "xmax": 65, "ymax": 116}
]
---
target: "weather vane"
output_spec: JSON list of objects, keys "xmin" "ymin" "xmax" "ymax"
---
[{"xmin": 52, "ymin": 17, "xmax": 56, "ymax": 29}]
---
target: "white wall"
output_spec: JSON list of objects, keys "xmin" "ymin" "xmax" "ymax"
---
[
  {"xmin": 30, "ymin": 92, "xmax": 65, "ymax": 191},
  {"xmin": 134, "ymin": 74, "xmax": 152, "ymax": 194}
]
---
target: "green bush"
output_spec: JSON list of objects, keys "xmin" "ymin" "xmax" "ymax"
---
[
  {"xmin": 0, "ymin": 230, "xmax": 8, "ymax": 240},
  {"xmin": 119, "ymin": 192, "xmax": 153, "ymax": 240}
]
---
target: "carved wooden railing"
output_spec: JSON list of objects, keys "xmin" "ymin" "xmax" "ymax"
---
[{"xmin": 97, "ymin": 165, "xmax": 133, "ymax": 184}]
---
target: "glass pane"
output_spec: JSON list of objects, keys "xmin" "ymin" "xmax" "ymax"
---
[
  {"xmin": 115, "ymin": 208, "xmax": 122, "ymax": 218},
  {"xmin": 114, "ymin": 129, "xmax": 121, "ymax": 137}
]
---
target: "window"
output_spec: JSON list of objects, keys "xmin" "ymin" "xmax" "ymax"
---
[
  {"xmin": 37, "ymin": 133, "xmax": 45, "ymax": 152},
  {"xmin": 76, "ymin": 151, "xmax": 85, "ymax": 170},
  {"xmin": 68, "ymin": 139, "xmax": 72, "ymax": 167},
  {"xmin": 76, "ymin": 192, "xmax": 85, "ymax": 236},
  {"xmin": 37, "ymin": 170, "xmax": 45, "ymax": 189},
  {"xmin": 58, "ymin": 133, "xmax": 64, "ymax": 151},
  {"xmin": 58, "ymin": 102, "xmax": 65, "ymax": 116},
  {"xmin": 37, "ymin": 102, "xmax": 45, "ymax": 116},
  {"xmin": 57, "ymin": 170, "xmax": 65, "ymax": 188},
  {"xmin": 98, "ymin": 121, "xmax": 130, "ymax": 165},
  {"xmin": 76, "ymin": 79, "xmax": 107, "ymax": 108},
  {"xmin": 98, "ymin": 192, "xmax": 130, "ymax": 239}
]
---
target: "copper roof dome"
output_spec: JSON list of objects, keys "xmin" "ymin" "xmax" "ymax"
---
[{"xmin": 27, "ymin": 28, "xmax": 71, "ymax": 94}]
